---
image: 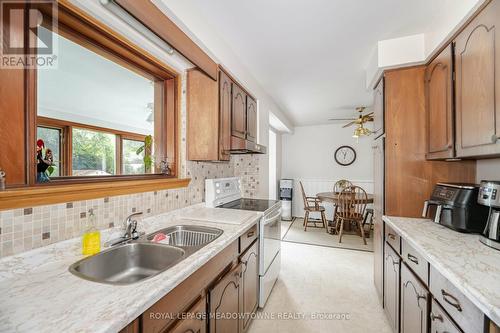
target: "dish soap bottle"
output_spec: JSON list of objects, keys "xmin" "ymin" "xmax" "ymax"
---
[{"xmin": 82, "ymin": 208, "xmax": 100, "ymax": 255}]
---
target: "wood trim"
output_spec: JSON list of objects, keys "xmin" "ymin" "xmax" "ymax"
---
[
  {"xmin": 0, "ymin": 178, "xmax": 190, "ymax": 211},
  {"xmin": 114, "ymin": 0, "xmax": 218, "ymax": 81},
  {"xmin": 18, "ymin": 2, "xmax": 180, "ymax": 187},
  {"xmin": 37, "ymin": 116, "xmax": 148, "ymax": 141},
  {"xmin": 37, "ymin": 116, "xmax": 148, "ymax": 177},
  {"xmin": 56, "ymin": 0, "xmax": 179, "ymax": 80},
  {"xmin": 165, "ymin": 78, "xmax": 178, "ymax": 176}
]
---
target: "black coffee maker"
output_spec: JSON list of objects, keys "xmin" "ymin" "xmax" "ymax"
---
[{"xmin": 477, "ymin": 180, "xmax": 500, "ymax": 251}]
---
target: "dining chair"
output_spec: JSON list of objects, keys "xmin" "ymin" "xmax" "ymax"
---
[
  {"xmin": 333, "ymin": 179, "xmax": 353, "ymax": 193},
  {"xmin": 335, "ymin": 186, "xmax": 368, "ymax": 245},
  {"xmin": 299, "ymin": 181, "xmax": 327, "ymax": 231},
  {"xmin": 330, "ymin": 179, "xmax": 354, "ymax": 234}
]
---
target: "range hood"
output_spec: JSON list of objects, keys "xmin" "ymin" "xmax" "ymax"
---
[{"xmin": 229, "ymin": 136, "xmax": 267, "ymax": 154}]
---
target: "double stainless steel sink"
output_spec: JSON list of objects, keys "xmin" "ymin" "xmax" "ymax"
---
[{"xmin": 69, "ymin": 225, "xmax": 223, "ymax": 285}]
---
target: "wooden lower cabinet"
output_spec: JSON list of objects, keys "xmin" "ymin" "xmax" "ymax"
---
[
  {"xmin": 430, "ymin": 299, "xmax": 462, "ymax": 333},
  {"xmin": 209, "ymin": 264, "xmax": 243, "ymax": 333},
  {"xmin": 384, "ymin": 242, "xmax": 401, "ymax": 332},
  {"xmin": 373, "ymin": 210, "xmax": 384, "ymax": 304},
  {"xmin": 120, "ymin": 319, "xmax": 140, "ymax": 333},
  {"xmin": 167, "ymin": 296, "xmax": 207, "ymax": 333},
  {"xmin": 400, "ymin": 264, "xmax": 429, "ymax": 333},
  {"xmin": 119, "ymin": 228, "xmax": 261, "ymax": 333},
  {"xmin": 240, "ymin": 241, "xmax": 259, "ymax": 332}
]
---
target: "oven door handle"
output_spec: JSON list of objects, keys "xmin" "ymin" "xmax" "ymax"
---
[{"xmin": 263, "ymin": 210, "xmax": 282, "ymax": 225}]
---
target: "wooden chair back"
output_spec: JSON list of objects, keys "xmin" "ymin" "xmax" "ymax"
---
[
  {"xmin": 334, "ymin": 179, "xmax": 354, "ymax": 193},
  {"xmin": 299, "ymin": 181, "xmax": 309, "ymax": 209},
  {"xmin": 337, "ymin": 186, "xmax": 368, "ymax": 220}
]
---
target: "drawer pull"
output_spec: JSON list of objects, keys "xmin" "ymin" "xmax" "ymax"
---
[
  {"xmin": 247, "ymin": 231, "xmax": 255, "ymax": 238},
  {"xmin": 430, "ymin": 313, "xmax": 443, "ymax": 322},
  {"xmin": 441, "ymin": 289, "xmax": 462, "ymax": 312},
  {"xmin": 407, "ymin": 253, "xmax": 419, "ymax": 265},
  {"xmin": 388, "ymin": 233, "xmax": 396, "ymax": 240}
]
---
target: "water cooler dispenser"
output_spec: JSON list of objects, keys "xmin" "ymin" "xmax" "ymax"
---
[{"xmin": 280, "ymin": 179, "xmax": 293, "ymax": 221}]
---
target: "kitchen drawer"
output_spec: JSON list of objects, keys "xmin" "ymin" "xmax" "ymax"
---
[
  {"xmin": 402, "ymin": 239, "xmax": 429, "ymax": 286},
  {"xmin": 430, "ymin": 298, "xmax": 463, "ymax": 333},
  {"xmin": 239, "ymin": 223, "xmax": 258, "ymax": 253},
  {"xmin": 385, "ymin": 223, "xmax": 401, "ymax": 254},
  {"xmin": 430, "ymin": 266, "xmax": 484, "ymax": 333}
]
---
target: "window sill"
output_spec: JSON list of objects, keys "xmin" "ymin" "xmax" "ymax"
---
[{"xmin": 0, "ymin": 178, "xmax": 191, "ymax": 211}]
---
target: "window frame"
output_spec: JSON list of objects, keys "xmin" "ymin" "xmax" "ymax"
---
[
  {"xmin": 26, "ymin": 2, "xmax": 180, "ymax": 187},
  {"xmin": 37, "ymin": 117, "xmax": 153, "ymax": 178}
]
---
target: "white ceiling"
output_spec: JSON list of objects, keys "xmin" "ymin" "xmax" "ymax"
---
[
  {"xmin": 180, "ymin": 0, "xmax": 463, "ymax": 126},
  {"xmin": 38, "ymin": 27, "xmax": 154, "ymax": 135}
]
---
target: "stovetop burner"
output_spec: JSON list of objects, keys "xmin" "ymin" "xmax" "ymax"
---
[{"xmin": 218, "ymin": 198, "xmax": 279, "ymax": 212}]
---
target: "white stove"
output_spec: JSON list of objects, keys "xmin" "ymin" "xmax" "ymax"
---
[{"xmin": 205, "ymin": 177, "xmax": 281, "ymax": 308}]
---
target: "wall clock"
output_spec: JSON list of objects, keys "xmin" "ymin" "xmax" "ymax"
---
[{"xmin": 334, "ymin": 146, "xmax": 357, "ymax": 166}]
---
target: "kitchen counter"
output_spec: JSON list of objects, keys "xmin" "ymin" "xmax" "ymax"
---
[
  {"xmin": 383, "ymin": 216, "xmax": 500, "ymax": 326},
  {"xmin": 0, "ymin": 203, "xmax": 261, "ymax": 333}
]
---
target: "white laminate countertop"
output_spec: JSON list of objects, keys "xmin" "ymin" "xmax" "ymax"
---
[
  {"xmin": 383, "ymin": 216, "xmax": 500, "ymax": 326},
  {"xmin": 0, "ymin": 204, "xmax": 262, "ymax": 333}
]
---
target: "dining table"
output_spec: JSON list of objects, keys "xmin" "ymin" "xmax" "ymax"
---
[
  {"xmin": 316, "ymin": 191, "xmax": 374, "ymax": 234},
  {"xmin": 316, "ymin": 191, "xmax": 374, "ymax": 204}
]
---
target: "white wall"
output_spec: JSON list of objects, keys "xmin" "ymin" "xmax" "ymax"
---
[
  {"xmin": 423, "ymin": 0, "xmax": 485, "ymax": 56},
  {"xmin": 154, "ymin": 0, "xmax": 294, "ymax": 199},
  {"xmin": 366, "ymin": 0, "xmax": 487, "ymax": 89},
  {"xmin": 377, "ymin": 34, "xmax": 426, "ymax": 68},
  {"xmin": 282, "ymin": 123, "xmax": 374, "ymax": 218},
  {"xmin": 268, "ymin": 129, "xmax": 277, "ymax": 200},
  {"xmin": 477, "ymin": 159, "xmax": 500, "ymax": 183}
]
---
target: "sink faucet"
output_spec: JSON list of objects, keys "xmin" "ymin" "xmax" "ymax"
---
[
  {"xmin": 124, "ymin": 212, "xmax": 143, "ymax": 239},
  {"xmin": 104, "ymin": 212, "xmax": 144, "ymax": 247}
]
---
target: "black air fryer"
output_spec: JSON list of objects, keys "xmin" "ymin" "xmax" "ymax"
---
[{"xmin": 422, "ymin": 183, "xmax": 489, "ymax": 233}]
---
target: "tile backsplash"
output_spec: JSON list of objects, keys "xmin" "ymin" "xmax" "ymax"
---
[{"xmin": 0, "ymin": 73, "xmax": 262, "ymax": 258}]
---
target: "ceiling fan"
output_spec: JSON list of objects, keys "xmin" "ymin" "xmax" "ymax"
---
[
  {"xmin": 341, "ymin": 106, "xmax": 373, "ymax": 127},
  {"xmin": 329, "ymin": 106, "xmax": 374, "ymax": 138}
]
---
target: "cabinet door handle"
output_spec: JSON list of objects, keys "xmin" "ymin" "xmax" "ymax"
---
[
  {"xmin": 441, "ymin": 289, "xmax": 462, "ymax": 312},
  {"xmin": 387, "ymin": 233, "xmax": 396, "ymax": 240},
  {"xmin": 407, "ymin": 253, "xmax": 419, "ymax": 265},
  {"xmin": 240, "ymin": 260, "xmax": 248, "ymax": 274},
  {"xmin": 247, "ymin": 231, "xmax": 255, "ymax": 238},
  {"xmin": 430, "ymin": 312, "xmax": 443, "ymax": 322}
]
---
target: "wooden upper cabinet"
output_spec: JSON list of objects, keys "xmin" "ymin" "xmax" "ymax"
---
[
  {"xmin": 219, "ymin": 70, "xmax": 233, "ymax": 161},
  {"xmin": 455, "ymin": 0, "xmax": 500, "ymax": 158},
  {"xmin": 246, "ymin": 97, "xmax": 257, "ymax": 142},
  {"xmin": 373, "ymin": 78, "xmax": 385, "ymax": 138},
  {"xmin": 232, "ymin": 84, "xmax": 247, "ymax": 139},
  {"xmin": 187, "ymin": 69, "xmax": 220, "ymax": 161},
  {"xmin": 426, "ymin": 44, "xmax": 455, "ymax": 160}
]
